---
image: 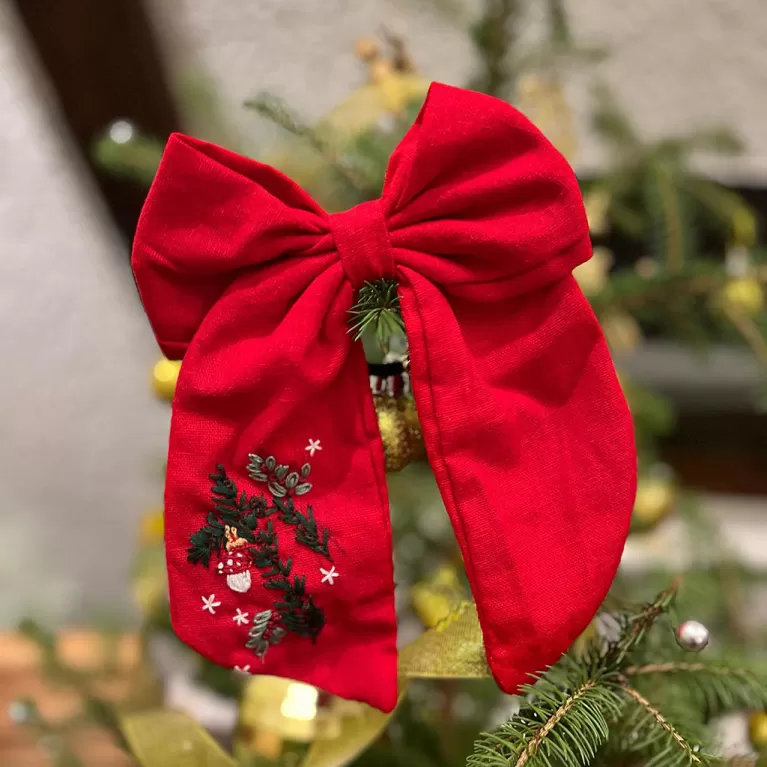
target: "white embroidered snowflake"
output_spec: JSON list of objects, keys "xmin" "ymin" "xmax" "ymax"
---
[
  {"xmin": 305, "ymin": 438, "xmax": 322, "ymax": 457},
  {"xmin": 233, "ymin": 608, "xmax": 249, "ymax": 626},
  {"xmin": 201, "ymin": 594, "xmax": 221, "ymax": 614},
  {"xmin": 320, "ymin": 566, "xmax": 339, "ymax": 585}
]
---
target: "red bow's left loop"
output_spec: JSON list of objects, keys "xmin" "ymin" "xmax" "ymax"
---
[{"xmin": 132, "ymin": 82, "xmax": 636, "ymax": 713}]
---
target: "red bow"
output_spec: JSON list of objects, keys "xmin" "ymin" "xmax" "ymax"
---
[{"xmin": 132, "ymin": 82, "xmax": 635, "ymax": 712}]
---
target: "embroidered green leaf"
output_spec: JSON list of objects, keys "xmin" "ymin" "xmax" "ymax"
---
[
  {"xmin": 272, "ymin": 498, "xmax": 332, "ymax": 561},
  {"xmin": 188, "ymin": 458, "xmax": 331, "ymax": 653},
  {"xmin": 247, "ymin": 609, "xmax": 285, "ymax": 658}
]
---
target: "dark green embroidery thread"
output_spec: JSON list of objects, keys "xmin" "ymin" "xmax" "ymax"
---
[
  {"xmin": 273, "ymin": 497, "xmax": 331, "ymax": 560},
  {"xmin": 187, "ymin": 458, "xmax": 330, "ymax": 656}
]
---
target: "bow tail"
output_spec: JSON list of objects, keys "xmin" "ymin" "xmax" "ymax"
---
[
  {"xmin": 164, "ymin": 263, "xmax": 399, "ymax": 711},
  {"xmin": 398, "ymin": 267, "xmax": 636, "ymax": 691}
]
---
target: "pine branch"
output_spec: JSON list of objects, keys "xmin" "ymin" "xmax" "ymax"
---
[
  {"xmin": 610, "ymin": 580, "xmax": 680, "ymax": 663},
  {"xmin": 468, "ymin": 674, "xmax": 625, "ymax": 767},
  {"xmin": 625, "ymin": 663, "xmax": 767, "ymax": 714},
  {"xmin": 468, "ymin": 584, "xmax": 707, "ymax": 767},
  {"xmin": 619, "ymin": 682, "xmax": 710, "ymax": 766},
  {"xmin": 244, "ymin": 92, "xmax": 374, "ymax": 196},
  {"xmin": 468, "ymin": 0, "xmax": 520, "ymax": 97}
]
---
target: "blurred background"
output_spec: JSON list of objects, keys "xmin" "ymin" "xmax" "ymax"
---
[{"xmin": 1, "ymin": 1, "xmax": 767, "ymax": 765}]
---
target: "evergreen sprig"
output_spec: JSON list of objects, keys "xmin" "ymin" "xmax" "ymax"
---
[
  {"xmin": 244, "ymin": 92, "xmax": 374, "ymax": 198},
  {"xmin": 348, "ymin": 279, "xmax": 406, "ymax": 345},
  {"xmin": 468, "ymin": 585, "xmax": 765, "ymax": 767},
  {"xmin": 249, "ymin": 520, "xmax": 325, "ymax": 640},
  {"xmin": 273, "ymin": 497, "xmax": 332, "ymax": 561},
  {"xmin": 187, "ymin": 465, "xmax": 272, "ymax": 567}
]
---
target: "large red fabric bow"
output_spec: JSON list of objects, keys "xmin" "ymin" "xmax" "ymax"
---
[{"xmin": 132, "ymin": 82, "xmax": 635, "ymax": 712}]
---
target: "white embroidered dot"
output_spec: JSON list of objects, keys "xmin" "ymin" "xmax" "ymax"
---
[
  {"xmin": 201, "ymin": 594, "xmax": 221, "ymax": 614},
  {"xmin": 233, "ymin": 608, "xmax": 249, "ymax": 626},
  {"xmin": 305, "ymin": 439, "xmax": 322, "ymax": 457},
  {"xmin": 218, "ymin": 563, "xmax": 224, "ymax": 570},
  {"xmin": 227, "ymin": 559, "xmax": 233, "ymax": 566},
  {"xmin": 320, "ymin": 566, "xmax": 339, "ymax": 585}
]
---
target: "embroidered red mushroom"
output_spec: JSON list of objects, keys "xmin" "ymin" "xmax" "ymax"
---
[{"xmin": 217, "ymin": 525, "xmax": 252, "ymax": 593}]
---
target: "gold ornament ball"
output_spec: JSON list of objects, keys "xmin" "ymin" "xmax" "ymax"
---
[
  {"xmin": 631, "ymin": 476, "xmax": 676, "ymax": 532},
  {"xmin": 375, "ymin": 394, "xmax": 425, "ymax": 472},
  {"xmin": 719, "ymin": 278, "xmax": 764, "ymax": 317},
  {"xmin": 152, "ymin": 358, "xmax": 181, "ymax": 401},
  {"xmin": 749, "ymin": 711, "xmax": 767, "ymax": 750}
]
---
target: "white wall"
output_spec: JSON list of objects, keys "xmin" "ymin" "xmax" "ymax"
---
[{"xmin": 0, "ymin": 2, "xmax": 169, "ymax": 625}]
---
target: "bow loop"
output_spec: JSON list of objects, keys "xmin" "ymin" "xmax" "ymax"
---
[
  {"xmin": 383, "ymin": 84, "xmax": 590, "ymax": 295},
  {"xmin": 132, "ymin": 133, "xmax": 330, "ymax": 359}
]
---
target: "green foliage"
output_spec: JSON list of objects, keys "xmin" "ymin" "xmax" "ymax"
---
[
  {"xmin": 588, "ymin": 84, "xmax": 755, "ymax": 268},
  {"xmin": 349, "ymin": 279, "xmax": 406, "ymax": 348},
  {"xmin": 469, "ymin": 676, "xmax": 625, "ymax": 767},
  {"xmin": 468, "ymin": 0, "xmax": 520, "ymax": 97},
  {"xmin": 93, "ymin": 130, "xmax": 163, "ymax": 186},
  {"xmin": 467, "ymin": 585, "xmax": 767, "ymax": 767},
  {"xmin": 244, "ymin": 92, "xmax": 379, "ymax": 202}
]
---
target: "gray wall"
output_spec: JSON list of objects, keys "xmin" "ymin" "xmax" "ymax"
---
[{"xmin": 0, "ymin": 2, "xmax": 168, "ymax": 625}]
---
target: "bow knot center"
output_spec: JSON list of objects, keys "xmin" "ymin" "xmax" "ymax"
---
[{"xmin": 330, "ymin": 200, "xmax": 395, "ymax": 289}]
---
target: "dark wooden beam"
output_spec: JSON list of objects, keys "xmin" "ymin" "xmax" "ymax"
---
[{"xmin": 11, "ymin": 0, "xmax": 180, "ymax": 244}]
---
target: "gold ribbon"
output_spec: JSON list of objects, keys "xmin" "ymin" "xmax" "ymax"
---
[
  {"xmin": 400, "ymin": 600, "xmax": 491, "ymax": 679},
  {"xmin": 120, "ymin": 710, "xmax": 235, "ymax": 767},
  {"xmin": 301, "ymin": 682, "xmax": 409, "ymax": 767},
  {"xmin": 124, "ymin": 568, "xmax": 495, "ymax": 767}
]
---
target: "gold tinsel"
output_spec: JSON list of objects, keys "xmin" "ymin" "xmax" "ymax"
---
[{"xmin": 374, "ymin": 394, "xmax": 425, "ymax": 471}]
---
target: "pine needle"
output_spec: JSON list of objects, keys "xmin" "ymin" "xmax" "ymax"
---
[
  {"xmin": 347, "ymin": 279, "xmax": 406, "ymax": 345},
  {"xmin": 244, "ymin": 92, "xmax": 372, "ymax": 196}
]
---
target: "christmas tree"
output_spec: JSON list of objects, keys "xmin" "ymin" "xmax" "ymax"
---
[{"xmin": 14, "ymin": 2, "xmax": 767, "ymax": 765}]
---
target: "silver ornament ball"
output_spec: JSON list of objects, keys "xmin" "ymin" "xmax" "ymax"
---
[{"xmin": 675, "ymin": 620, "xmax": 710, "ymax": 652}]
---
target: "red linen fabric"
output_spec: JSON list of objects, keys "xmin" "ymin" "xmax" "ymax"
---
[{"xmin": 132, "ymin": 82, "xmax": 636, "ymax": 712}]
